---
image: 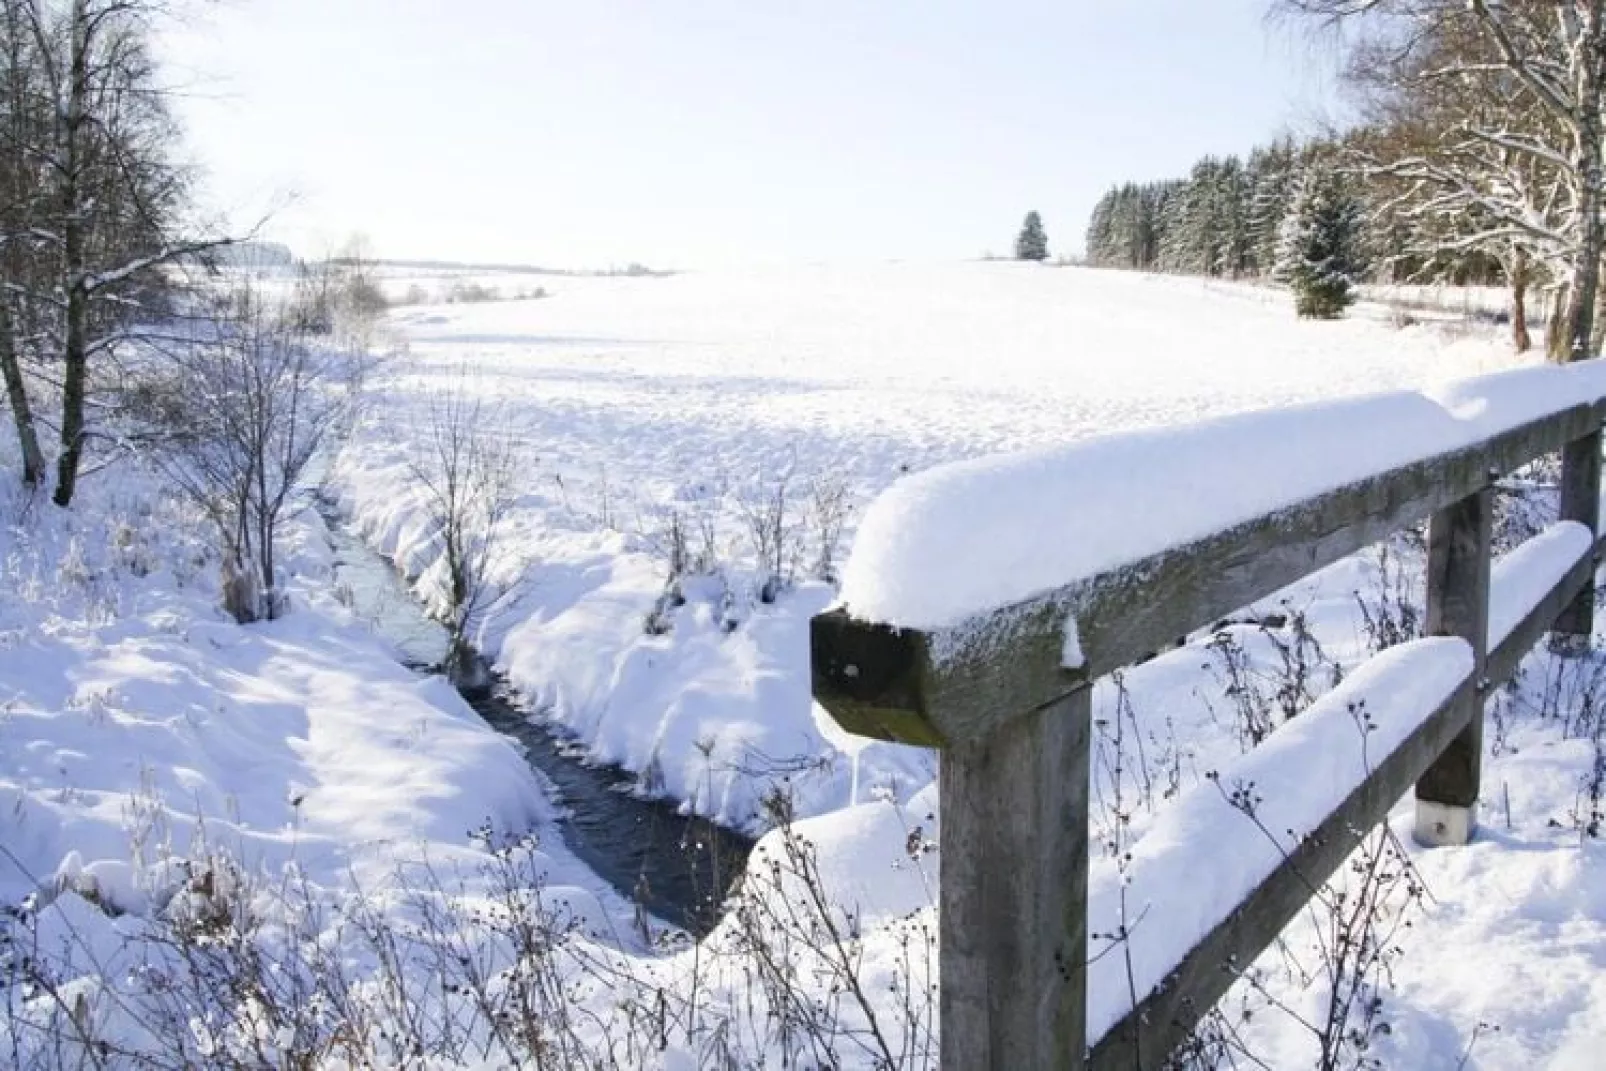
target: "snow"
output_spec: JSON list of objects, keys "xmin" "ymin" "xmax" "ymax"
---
[
  {"xmin": 319, "ymin": 263, "xmax": 1606, "ymax": 1064},
  {"xmin": 1428, "ymin": 359, "xmax": 1606, "ymax": 436},
  {"xmin": 1358, "ymin": 282, "xmax": 1513, "ymax": 319},
  {"xmin": 1085, "ymin": 636, "xmax": 1476, "ymax": 1046},
  {"xmin": 1488, "ymin": 521, "xmax": 1595, "ymax": 650},
  {"xmin": 0, "ymin": 466, "xmax": 639, "ymax": 954},
  {"xmin": 16, "ymin": 262, "xmax": 1606, "ymax": 1067},
  {"xmin": 841, "ymin": 359, "xmax": 1606, "ymax": 630},
  {"xmin": 1061, "ymin": 612, "xmax": 1085, "ymax": 669},
  {"xmin": 842, "ymin": 390, "xmax": 1454, "ymax": 629},
  {"xmin": 332, "ymin": 262, "xmax": 1527, "ymax": 830}
]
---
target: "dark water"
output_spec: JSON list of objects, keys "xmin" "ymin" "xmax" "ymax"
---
[{"xmin": 322, "ymin": 510, "xmax": 752, "ymax": 935}]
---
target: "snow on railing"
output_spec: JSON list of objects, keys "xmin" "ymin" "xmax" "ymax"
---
[
  {"xmin": 810, "ymin": 362, "xmax": 1606, "ymax": 1071},
  {"xmin": 1084, "ymin": 638, "xmax": 1474, "ymax": 1047},
  {"xmin": 840, "ymin": 361, "xmax": 1606, "ymax": 632}
]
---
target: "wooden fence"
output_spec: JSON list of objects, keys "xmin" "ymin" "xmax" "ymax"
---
[{"xmin": 810, "ymin": 398, "xmax": 1606, "ymax": 1070}]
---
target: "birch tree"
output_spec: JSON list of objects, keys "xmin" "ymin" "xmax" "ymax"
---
[
  {"xmin": 0, "ymin": 0, "xmax": 222, "ymax": 504},
  {"xmin": 0, "ymin": 0, "xmax": 51, "ymax": 484},
  {"xmin": 1286, "ymin": 0, "xmax": 1606, "ymax": 361}
]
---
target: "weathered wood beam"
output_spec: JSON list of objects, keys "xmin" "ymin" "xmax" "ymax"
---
[
  {"xmin": 809, "ymin": 611, "xmax": 948, "ymax": 746},
  {"xmin": 1553, "ymin": 429, "xmax": 1602, "ymax": 640},
  {"xmin": 1087, "ymin": 668, "xmax": 1477, "ymax": 1070},
  {"xmin": 1415, "ymin": 490, "xmax": 1492, "ymax": 846},
  {"xmin": 941, "ymin": 686, "xmax": 1091, "ymax": 1071},
  {"xmin": 1486, "ymin": 533, "xmax": 1596, "ymax": 690},
  {"xmin": 813, "ymin": 402, "xmax": 1606, "ymax": 746},
  {"xmin": 1089, "ymin": 522, "xmax": 1603, "ymax": 1069}
]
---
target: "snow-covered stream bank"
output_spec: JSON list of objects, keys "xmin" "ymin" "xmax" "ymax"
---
[{"xmin": 319, "ymin": 505, "xmax": 752, "ymax": 934}]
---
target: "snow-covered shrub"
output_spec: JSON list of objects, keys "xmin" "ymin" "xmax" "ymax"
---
[
  {"xmin": 737, "ymin": 465, "xmax": 802, "ymax": 604},
  {"xmin": 807, "ymin": 473, "xmax": 852, "ymax": 584},
  {"xmin": 446, "ymin": 280, "xmax": 501, "ymax": 304},
  {"xmin": 1095, "ymin": 594, "xmax": 1436, "ymax": 1068},
  {"xmin": 285, "ymin": 249, "xmax": 388, "ymax": 352},
  {"xmin": 0, "ymin": 809, "xmax": 941, "ymax": 1070},
  {"xmin": 1210, "ymin": 814, "xmax": 1429, "ymax": 1071},
  {"xmin": 1204, "ymin": 607, "xmax": 1337, "ymax": 751},
  {"xmin": 140, "ymin": 284, "xmax": 365, "ymax": 624},
  {"xmin": 407, "ymin": 377, "xmax": 524, "ymax": 677},
  {"xmin": 1354, "ymin": 543, "xmax": 1422, "ymax": 655}
]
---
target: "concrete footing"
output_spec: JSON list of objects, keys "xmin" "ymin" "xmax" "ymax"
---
[{"xmin": 1414, "ymin": 799, "xmax": 1475, "ymax": 847}]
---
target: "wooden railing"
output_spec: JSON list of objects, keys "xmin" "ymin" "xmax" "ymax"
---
[{"xmin": 810, "ymin": 397, "xmax": 1606, "ymax": 1070}]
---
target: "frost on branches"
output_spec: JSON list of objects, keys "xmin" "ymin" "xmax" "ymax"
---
[{"xmin": 1274, "ymin": 167, "xmax": 1364, "ymax": 320}]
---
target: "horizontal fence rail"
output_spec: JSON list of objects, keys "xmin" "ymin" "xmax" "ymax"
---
[{"xmin": 811, "ymin": 392, "xmax": 1605, "ymax": 1070}]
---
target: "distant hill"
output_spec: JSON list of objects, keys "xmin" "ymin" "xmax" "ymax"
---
[
  {"xmin": 212, "ymin": 241, "xmax": 296, "ymax": 268},
  {"xmin": 356, "ymin": 258, "xmax": 673, "ymax": 278}
]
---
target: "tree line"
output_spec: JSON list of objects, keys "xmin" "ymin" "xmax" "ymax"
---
[
  {"xmin": 1088, "ymin": 0, "xmax": 1606, "ymax": 353},
  {"xmin": 1084, "ymin": 140, "xmax": 1403, "ymax": 320},
  {"xmin": 1086, "ymin": 141, "xmax": 1308, "ymax": 282}
]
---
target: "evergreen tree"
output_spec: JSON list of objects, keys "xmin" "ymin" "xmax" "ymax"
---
[
  {"xmin": 1156, "ymin": 183, "xmax": 1190, "ymax": 273},
  {"xmin": 1246, "ymin": 139, "xmax": 1298, "ymax": 278},
  {"xmin": 1015, "ymin": 211, "xmax": 1049, "ymax": 261},
  {"xmin": 1178, "ymin": 157, "xmax": 1224, "ymax": 275},
  {"xmin": 1085, "ymin": 194, "xmax": 1114, "ymax": 266},
  {"xmin": 1130, "ymin": 184, "xmax": 1161, "ymax": 268},
  {"xmin": 1081, "ymin": 130, "xmax": 1503, "ymax": 295},
  {"xmin": 1274, "ymin": 167, "xmax": 1364, "ymax": 319},
  {"xmin": 1214, "ymin": 155, "xmax": 1250, "ymax": 278}
]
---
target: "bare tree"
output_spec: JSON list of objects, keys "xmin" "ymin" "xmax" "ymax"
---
[
  {"xmin": 0, "ymin": 287, "xmax": 45, "ymax": 483},
  {"xmin": 146, "ymin": 284, "xmax": 365, "ymax": 622},
  {"xmin": 0, "ymin": 0, "xmax": 228, "ymax": 505},
  {"xmin": 408, "ymin": 377, "xmax": 522, "ymax": 679},
  {"xmin": 0, "ymin": 0, "xmax": 55, "ymax": 485},
  {"xmin": 1287, "ymin": 0, "xmax": 1606, "ymax": 361},
  {"xmin": 286, "ymin": 238, "xmax": 389, "ymax": 351}
]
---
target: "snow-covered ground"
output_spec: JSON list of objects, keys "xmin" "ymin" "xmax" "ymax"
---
[
  {"xmin": 0, "ymin": 463, "xmax": 659, "ymax": 1061},
  {"xmin": 8, "ymin": 261, "xmax": 1606, "ymax": 1067},
  {"xmin": 0, "ymin": 491, "xmax": 535, "ymax": 907},
  {"xmin": 332, "ymin": 261, "xmax": 1525, "ymax": 829},
  {"xmin": 325, "ymin": 261, "xmax": 1606, "ymax": 1066}
]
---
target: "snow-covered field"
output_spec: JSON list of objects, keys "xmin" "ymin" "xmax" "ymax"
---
[
  {"xmin": 333, "ymin": 262, "xmax": 1524, "ymax": 828},
  {"xmin": 7, "ymin": 261, "xmax": 1606, "ymax": 1067}
]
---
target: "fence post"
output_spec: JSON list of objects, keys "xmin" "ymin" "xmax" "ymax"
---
[
  {"xmin": 1553, "ymin": 430, "xmax": 1602, "ymax": 645},
  {"xmin": 1414, "ymin": 488, "xmax": 1491, "ymax": 846},
  {"xmin": 940, "ymin": 686, "xmax": 1091, "ymax": 1070}
]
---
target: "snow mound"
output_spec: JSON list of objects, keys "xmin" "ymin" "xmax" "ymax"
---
[
  {"xmin": 1489, "ymin": 521, "xmax": 1594, "ymax": 649},
  {"xmin": 841, "ymin": 361, "xmax": 1606, "ymax": 629}
]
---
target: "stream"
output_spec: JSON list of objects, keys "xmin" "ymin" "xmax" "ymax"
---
[{"xmin": 320, "ymin": 508, "xmax": 752, "ymax": 936}]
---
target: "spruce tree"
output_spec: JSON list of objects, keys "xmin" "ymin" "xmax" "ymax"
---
[
  {"xmin": 1274, "ymin": 167, "xmax": 1363, "ymax": 319},
  {"xmin": 1085, "ymin": 195, "xmax": 1114, "ymax": 265},
  {"xmin": 1015, "ymin": 211, "xmax": 1049, "ymax": 261},
  {"xmin": 1156, "ymin": 182, "xmax": 1190, "ymax": 273},
  {"xmin": 1246, "ymin": 139, "xmax": 1298, "ymax": 277},
  {"xmin": 1215, "ymin": 155, "xmax": 1250, "ymax": 277}
]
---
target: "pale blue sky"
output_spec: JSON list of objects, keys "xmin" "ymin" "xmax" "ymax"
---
[{"xmin": 159, "ymin": 1, "xmax": 1340, "ymax": 268}]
